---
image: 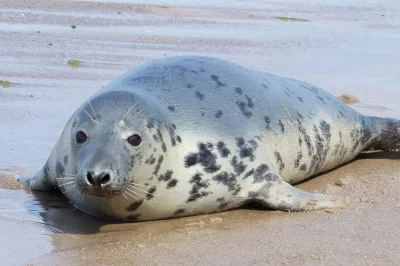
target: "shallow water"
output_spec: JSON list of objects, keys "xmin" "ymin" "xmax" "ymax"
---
[{"xmin": 1, "ymin": 0, "xmax": 400, "ymax": 265}]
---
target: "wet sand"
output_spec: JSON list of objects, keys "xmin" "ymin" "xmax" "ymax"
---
[{"xmin": 1, "ymin": 0, "xmax": 400, "ymax": 265}]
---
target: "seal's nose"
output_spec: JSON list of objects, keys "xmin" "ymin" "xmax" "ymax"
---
[{"xmin": 85, "ymin": 171, "xmax": 111, "ymax": 187}]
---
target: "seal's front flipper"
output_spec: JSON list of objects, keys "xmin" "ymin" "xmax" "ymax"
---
[
  {"xmin": 17, "ymin": 164, "xmax": 56, "ymax": 191},
  {"xmin": 250, "ymin": 180, "xmax": 339, "ymax": 211}
]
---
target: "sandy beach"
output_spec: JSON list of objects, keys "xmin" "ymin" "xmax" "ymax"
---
[{"xmin": 0, "ymin": 0, "xmax": 399, "ymax": 265}]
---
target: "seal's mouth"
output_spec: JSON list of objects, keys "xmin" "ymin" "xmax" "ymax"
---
[
  {"xmin": 77, "ymin": 181, "xmax": 126, "ymax": 198},
  {"xmin": 80, "ymin": 188, "xmax": 123, "ymax": 198}
]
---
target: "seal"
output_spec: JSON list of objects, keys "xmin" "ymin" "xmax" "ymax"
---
[{"xmin": 19, "ymin": 56, "xmax": 400, "ymax": 221}]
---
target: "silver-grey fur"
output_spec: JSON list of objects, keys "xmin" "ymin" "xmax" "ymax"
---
[{"xmin": 19, "ymin": 56, "xmax": 400, "ymax": 221}]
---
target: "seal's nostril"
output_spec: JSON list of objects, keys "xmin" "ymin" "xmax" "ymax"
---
[
  {"xmin": 100, "ymin": 174, "xmax": 111, "ymax": 185},
  {"xmin": 86, "ymin": 172, "xmax": 95, "ymax": 186}
]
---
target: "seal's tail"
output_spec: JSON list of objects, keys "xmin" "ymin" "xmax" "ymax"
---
[{"xmin": 367, "ymin": 116, "xmax": 400, "ymax": 152}]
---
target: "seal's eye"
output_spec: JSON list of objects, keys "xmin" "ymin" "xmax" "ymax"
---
[
  {"xmin": 128, "ymin": 134, "xmax": 142, "ymax": 147},
  {"xmin": 76, "ymin": 131, "xmax": 88, "ymax": 145}
]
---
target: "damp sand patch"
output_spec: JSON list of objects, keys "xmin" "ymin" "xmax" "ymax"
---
[
  {"xmin": 0, "ymin": 80, "xmax": 11, "ymax": 88},
  {"xmin": 67, "ymin": 59, "xmax": 81, "ymax": 68},
  {"xmin": 275, "ymin": 16, "xmax": 309, "ymax": 22}
]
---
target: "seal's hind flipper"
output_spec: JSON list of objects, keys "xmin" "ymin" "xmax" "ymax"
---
[
  {"xmin": 367, "ymin": 117, "xmax": 400, "ymax": 152},
  {"xmin": 250, "ymin": 180, "xmax": 340, "ymax": 211}
]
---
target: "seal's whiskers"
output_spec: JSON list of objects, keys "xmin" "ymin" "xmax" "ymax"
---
[
  {"xmin": 121, "ymin": 102, "xmax": 139, "ymax": 121},
  {"xmin": 61, "ymin": 185, "xmax": 77, "ymax": 194},
  {"xmin": 129, "ymin": 182, "xmax": 150, "ymax": 187},
  {"xmin": 87, "ymin": 99, "xmax": 98, "ymax": 120},
  {"xmin": 82, "ymin": 107, "xmax": 95, "ymax": 121},
  {"xmin": 58, "ymin": 181, "xmax": 75, "ymax": 186},
  {"xmin": 61, "ymin": 173, "xmax": 77, "ymax": 177},
  {"xmin": 121, "ymin": 192, "xmax": 129, "ymax": 200},
  {"xmin": 126, "ymin": 187, "xmax": 145, "ymax": 198},
  {"xmin": 124, "ymin": 190, "xmax": 138, "ymax": 200},
  {"xmin": 128, "ymin": 184, "xmax": 155, "ymax": 196}
]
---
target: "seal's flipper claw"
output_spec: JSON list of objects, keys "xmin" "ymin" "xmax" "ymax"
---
[{"xmin": 251, "ymin": 180, "xmax": 341, "ymax": 211}]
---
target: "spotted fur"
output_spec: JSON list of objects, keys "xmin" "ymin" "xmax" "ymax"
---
[{"xmin": 20, "ymin": 55, "xmax": 400, "ymax": 222}]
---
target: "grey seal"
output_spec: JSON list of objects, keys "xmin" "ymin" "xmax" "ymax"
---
[{"xmin": 19, "ymin": 56, "xmax": 400, "ymax": 221}]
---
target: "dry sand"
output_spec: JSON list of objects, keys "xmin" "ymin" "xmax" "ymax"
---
[{"xmin": 0, "ymin": 0, "xmax": 399, "ymax": 265}]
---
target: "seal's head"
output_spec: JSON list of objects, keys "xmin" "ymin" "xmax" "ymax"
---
[{"xmin": 68, "ymin": 90, "xmax": 165, "ymax": 198}]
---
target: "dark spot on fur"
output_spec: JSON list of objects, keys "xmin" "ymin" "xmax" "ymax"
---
[
  {"xmin": 235, "ymin": 87, "xmax": 243, "ymax": 94},
  {"xmin": 185, "ymin": 153, "xmax": 198, "ymax": 167},
  {"xmin": 253, "ymin": 164, "xmax": 268, "ymax": 182},
  {"xmin": 278, "ymin": 120, "xmax": 285, "ymax": 133},
  {"xmin": 56, "ymin": 161, "xmax": 64, "ymax": 175},
  {"xmin": 236, "ymin": 95, "xmax": 254, "ymax": 119},
  {"xmin": 297, "ymin": 112, "xmax": 304, "ymax": 120},
  {"xmin": 187, "ymin": 173, "xmax": 211, "ymax": 202},
  {"xmin": 243, "ymin": 168, "xmax": 254, "ymax": 179},
  {"xmin": 215, "ymin": 110, "xmax": 223, "ymax": 118},
  {"xmin": 186, "ymin": 84, "xmax": 194, "ymax": 88},
  {"xmin": 297, "ymin": 97, "xmax": 303, "ymax": 102},
  {"xmin": 264, "ymin": 116, "xmax": 271, "ymax": 130},
  {"xmin": 253, "ymin": 164, "xmax": 278, "ymax": 183},
  {"xmin": 146, "ymin": 120, "xmax": 154, "ymax": 129},
  {"xmin": 196, "ymin": 91, "xmax": 205, "ymax": 100},
  {"xmin": 43, "ymin": 164, "xmax": 50, "ymax": 178},
  {"xmin": 158, "ymin": 170, "xmax": 173, "ymax": 182},
  {"xmin": 126, "ymin": 199, "xmax": 144, "ymax": 211},
  {"xmin": 217, "ymin": 141, "xmax": 230, "ymax": 157},
  {"xmin": 167, "ymin": 179, "xmax": 178, "ymax": 188},
  {"xmin": 167, "ymin": 106, "xmax": 176, "ymax": 111},
  {"xmin": 319, "ymin": 120, "xmax": 331, "ymax": 140},
  {"xmin": 235, "ymin": 137, "xmax": 257, "ymax": 161},
  {"xmin": 213, "ymin": 171, "xmax": 237, "ymax": 191},
  {"xmin": 176, "ymin": 136, "xmax": 182, "ymax": 143},
  {"xmin": 245, "ymin": 96, "xmax": 254, "ymax": 108},
  {"xmin": 146, "ymin": 186, "xmax": 157, "ymax": 200},
  {"xmin": 274, "ymin": 151, "xmax": 285, "ymax": 171},
  {"xmin": 162, "ymin": 143, "xmax": 167, "ymax": 152},
  {"xmin": 300, "ymin": 164, "xmax": 307, "ymax": 171},
  {"xmin": 294, "ymin": 152, "xmax": 302, "ymax": 168},
  {"xmin": 262, "ymin": 84, "xmax": 269, "ymax": 89},
  {"xmin": 145, "ymin": 155, "xmax": 156, "ymax": 165},
  {"xmin": 152, "ymin": 155, "xmax": 164, "ymax": 176},
  {"xmin": 63, "ymin": 155, "xmax": 68, "ymax": 165},
  {"xmin": 210, "ymin": 75, "xmax": 226, "ymax": 87},
  {"xmin": 217, "ymin": 197, "xmax": 225, "ymax": 202},
  {"xmin": 184, "ymin": 142, "xmax": 221, "ymax": 173},
  {"xmin": 231, "ymin": 156, "xmax": 246, "ymax": 175}
]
